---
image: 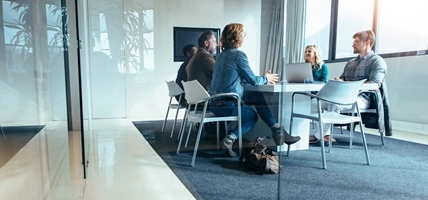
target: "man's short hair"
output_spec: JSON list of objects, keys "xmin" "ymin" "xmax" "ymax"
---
[
  {"xmin": 182, "ymin": 44, "xmax": 196, "ymax": 56},
  {"xmin": 353, "ymin": 30, "xmax": 376, "ymax": 47},
  {"xmin": 198, "ymin": 30, "xmax": 215, "ymax": 48}
]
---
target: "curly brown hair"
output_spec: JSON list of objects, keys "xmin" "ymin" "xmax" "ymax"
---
[{"xmin": 219, "ymin": 23, "xmax": 244, "ymax": 50}]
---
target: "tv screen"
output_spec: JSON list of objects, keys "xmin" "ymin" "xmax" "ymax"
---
[{"xmin": 173, "ymin": 27, "xmax": 221, "ymax": 62}]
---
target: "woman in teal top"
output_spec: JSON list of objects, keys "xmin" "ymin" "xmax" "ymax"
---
[
  {"xmin": 304, "ymin": 45, "xmax": 334, "ymax": 142},
  {"xmin": 304, "ymin": 45, "xmax": 328, "ymax": 82}
]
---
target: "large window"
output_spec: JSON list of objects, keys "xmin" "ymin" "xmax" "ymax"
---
[
  {"xmin": 304, "ymin": 0, "xmax": 427, "ymax": 62},
  {"xmin": 305, "ymin": 0, "xmax": 331, "ymax": 59},
  {"xmin": 376, "ymin": 0, "xmax": 428, "ymax": 54},
  {"xmin": 335, "ymin": 0, "xmax": 374, "ymax": 59}
]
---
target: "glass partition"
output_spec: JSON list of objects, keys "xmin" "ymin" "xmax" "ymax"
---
[{"xmin": 0, "ymin": 0, "xmax": 73, "ymax": 198}]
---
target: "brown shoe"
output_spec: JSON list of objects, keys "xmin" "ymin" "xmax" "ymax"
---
[
  {"xmin": 309, "ymin": 135, "xmax": 318, "ymax": 143},
  {"xmin": 323, "ymin": 135, "xmax": 336, "ymax": 143}
]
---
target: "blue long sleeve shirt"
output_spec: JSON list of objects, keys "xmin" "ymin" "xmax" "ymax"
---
[{"xmin": 210, "ymin": 48, "xmax": 267, "ymax": 98}]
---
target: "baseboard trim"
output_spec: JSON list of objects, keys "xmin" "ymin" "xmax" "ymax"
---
[{"xmin": 392, "ymin": 120, "xmax": 428, "ymax": 136}]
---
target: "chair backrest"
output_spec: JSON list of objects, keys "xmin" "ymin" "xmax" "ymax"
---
[
  {"xmin": 181, "ymin": 80, "xmax": 210, "ymax": 104},
  {"xmin": 166, "ymin": 80, "xmax": 184, "ymax": 97},
  {"xmin": 316, "ymin": 79, "xmax": 366, "ymax": 105}
]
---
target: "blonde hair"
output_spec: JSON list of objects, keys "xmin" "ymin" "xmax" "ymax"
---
[
  {"xmin": 305, "ymin": 45, "xmax": 324, "ymax": 65},
  {"xmin": 219, "ymin": 23, "xmax": 244, "ymax": 50}
]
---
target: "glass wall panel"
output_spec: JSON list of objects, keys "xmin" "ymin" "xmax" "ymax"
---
[{"xmin": 0, "ymin": 0, "xmax": 73, "ymax": 199}]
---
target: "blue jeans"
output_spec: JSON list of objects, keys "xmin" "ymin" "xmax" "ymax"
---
[{"xmin": 209, "ymin": 91, "xmax": 277, "ymax": 138}]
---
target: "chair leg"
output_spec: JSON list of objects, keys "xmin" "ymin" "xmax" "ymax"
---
[
  {"xmin": 319, "ymin": 121, "xmax": 327, "ymax": 169},
  {"xmin": 176, "ymin": 117, "xmax": 188, "ymax": 155},
  {"xmin": 0, "ymin": 125, "xmax": 5, "ymax": 140},
  {"xmin": 177, "ymin": 111, "xmax": 187, "ymax": 140},
  {"xmin": 185, "ymin": 122, "xmax": 194, "ymax": 148},
  {"xmin": 170, "ymin": 106, "xmax": 181, "ymax": 138},
  {"xmin": 237, "ymin": 119, "xmax": 242, "ymax": 157},
  {"xmin": 162, "ymin": 98, "xmax": 173, "ymax": 133},
  {"xmin": 286, "ymin": 116, "xmax": 294, "ymax": 157},
  {"xmin": 191, "ymin": 122, "xmax": 205, "ymax": 167},
  {"xmin": 380, "ymin": 130, "xmax": 385, "ymax": 146},
  {"xmin": 359, "ymin": 122, "xmax": 371, "ymax": 165},
  {"xmin": 349, "ymin": 122, "xmax": 355, "ymax": 148},
  {"xmin": 327, "ymin": 124, "xmax": 333, "ymax": 153}
]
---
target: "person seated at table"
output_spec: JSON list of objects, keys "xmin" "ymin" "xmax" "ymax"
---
[
  {"xmin": 303, "ymin": 45, "xmax": 334, "ymax": 143},
  {"xmin": 304, "ymin": 45, "xmax": 328, "ymax": 83},
  {"xmin": 334, "ymin": 30, "xmax": 391, "ymax": 135},
  {"xmin": 209, "ymin": 23, "xmax": 301, "ymax": 157},
  {"xmin": 335, "ymin": 30, "xmax": 387, "ymax": 109},
  {"xmin": 175, "ymin": 44, "xmax": 198, "ymax": 105},
  {"xmin": 187, "ymin": 30, "xmax": 217, "ymax": 91}
]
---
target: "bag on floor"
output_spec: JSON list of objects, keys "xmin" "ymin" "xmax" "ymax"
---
[{"xmin": 239, "ymin": 136, "xmax": 279, "ymax": 174}]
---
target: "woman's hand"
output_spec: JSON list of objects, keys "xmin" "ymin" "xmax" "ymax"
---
[{"xmin": 264, "ymin": 70, "xmax": 279, "ymax": 84}]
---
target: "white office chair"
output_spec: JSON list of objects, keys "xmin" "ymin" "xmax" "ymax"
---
[
  {"xmin": 288, "ymin": 79, "xmax": 370, "ymax": 169},
  {"xmin": 0, "ymin": 124, "xmax": 6, "ymax": 140},
  {"xmin": 177, "ymin": 80, "xmax": 242, "ymax": 167},
  {"xmin": 339, "ymin": 89, "xmax": 385, "ymax": 146},
  {"xmin": 162, "ymin": 81, "xmax": 186, "ymax": 139}
]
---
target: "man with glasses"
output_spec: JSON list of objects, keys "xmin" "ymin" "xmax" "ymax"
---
[
  {"xmin": 334, "ymin": 30, "xmax": 387, "ymax": 110},
  {"xmin": 334, "ymin": 30, "xmax": 392, "ymax": 135}
]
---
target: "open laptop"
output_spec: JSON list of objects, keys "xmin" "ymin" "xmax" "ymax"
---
[{"xmin": 285, "ymin": 62, "xmax": 314, "ymax": 83}]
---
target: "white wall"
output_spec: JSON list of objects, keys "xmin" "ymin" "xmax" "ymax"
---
[{"xmin": 124, "ymin": 0, "xmax": 262, "ymax": 120}]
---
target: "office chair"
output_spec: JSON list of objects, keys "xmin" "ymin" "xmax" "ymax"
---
[
  {"xmin": 0, "ymin": 124, "xmax": 6, "ymax": 140},
  {"xmin": 177, "ymin": 80, "xmax": 242, "ymax": 167},
  {"xmin": 340, "ymin": 89, "xmax": 385, "ymax": 146},
  {"xmin": 288, "ymin": 79, "xmax": 370, "ymax": 169},
  {"xmin": 162, "ymin": 81, "xmax": 186, "ymax": 139}
]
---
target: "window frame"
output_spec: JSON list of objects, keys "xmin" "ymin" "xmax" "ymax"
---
[{"xmin": 323, "ymin": 0, "xmax": 428, "ymax": 64}]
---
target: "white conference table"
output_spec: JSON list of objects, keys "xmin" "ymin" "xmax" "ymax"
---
[{"xmin": 244, "ymin": 82, "xmax": 379, "ymax": 151}]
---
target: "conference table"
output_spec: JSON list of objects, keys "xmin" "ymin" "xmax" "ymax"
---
[{"xmin": 243, "ymin": 82, "xmax": 380, "ymax": 151}]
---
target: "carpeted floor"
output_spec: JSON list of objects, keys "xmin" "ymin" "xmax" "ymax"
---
[
  {"xmin": 0, "ymin": 125, "xmax": 45, "ymax": 168},
  {"xmin": 133, "ymin": 120, "xmax": 428, "ymax": 200}
]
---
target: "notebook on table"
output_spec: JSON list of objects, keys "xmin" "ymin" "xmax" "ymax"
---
[{"xmin": 285, "ymin": 62, "xmax": 314, "ymax": 83}]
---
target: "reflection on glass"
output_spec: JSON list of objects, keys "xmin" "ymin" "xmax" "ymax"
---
[{"xmin": 1, "ymin": 0, "xmax": 72, "ymax": 198}]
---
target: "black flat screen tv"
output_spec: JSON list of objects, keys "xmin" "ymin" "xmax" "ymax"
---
[{"xmin": 173, "ymin": 27, "xmax": 221, "ymax": 62}]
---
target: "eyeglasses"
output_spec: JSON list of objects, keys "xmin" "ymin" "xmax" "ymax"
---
[{"xmin": 352, "ymin": 40, "xmax": 363, "ymax": 44}]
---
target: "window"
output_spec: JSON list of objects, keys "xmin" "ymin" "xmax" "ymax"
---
[
  {"xmin": 335, "ymin": 0, "xmax": 374, "ymax": 59},
  {"xmin": 376, "ymin": 0, "xmax": 428, "ymax": 54},
  {"xmin": 305, "ymin": 0, "xmax": 331, "ymax": 60}
]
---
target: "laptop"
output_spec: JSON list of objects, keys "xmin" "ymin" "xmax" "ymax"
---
[{"xmin": 285, "ymin": 62, "xmax": 314, "ymax": 83}]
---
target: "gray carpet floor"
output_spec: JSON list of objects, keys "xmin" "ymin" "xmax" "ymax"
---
[{"xmin": 133, "ymin": 120, "xmax": 428, "ymax": 200}]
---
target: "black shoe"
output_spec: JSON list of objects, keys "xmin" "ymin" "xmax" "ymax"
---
[{"xmin": 221, "ymin": 138, "xmax": 236, "ymax": 157}]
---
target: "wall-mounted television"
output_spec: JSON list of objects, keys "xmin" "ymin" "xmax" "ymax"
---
[{"xmin": 173, "ymin": 27, "xmax": 221, "ymax": 62}]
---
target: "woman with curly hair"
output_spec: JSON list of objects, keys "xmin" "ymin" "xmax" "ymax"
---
[{"xmin": 209, "ymin": 23, "xmax": 300, "ymax": 156}]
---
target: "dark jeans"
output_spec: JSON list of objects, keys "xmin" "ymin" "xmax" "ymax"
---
[{"xmin": 209, "ymin": 91, "xmax": 276, "ymax": 138}]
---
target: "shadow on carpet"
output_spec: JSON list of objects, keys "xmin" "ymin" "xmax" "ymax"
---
[
  {"xmin": 133, "ymin": 120, "xmax": 428, "ymax": 200},
  {"xmin": 0, "ymin": 125, "xmax": 45, "ymax": 168}
]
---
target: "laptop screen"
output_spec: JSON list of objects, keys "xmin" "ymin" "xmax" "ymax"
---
[{"xmin": 285, "ymin": 63, "xmax": 314, "ymax": 83}]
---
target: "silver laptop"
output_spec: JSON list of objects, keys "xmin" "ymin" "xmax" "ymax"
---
[{"xmin": 285, "ymin": 62, "xmax": 314, "ymax": 83}]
